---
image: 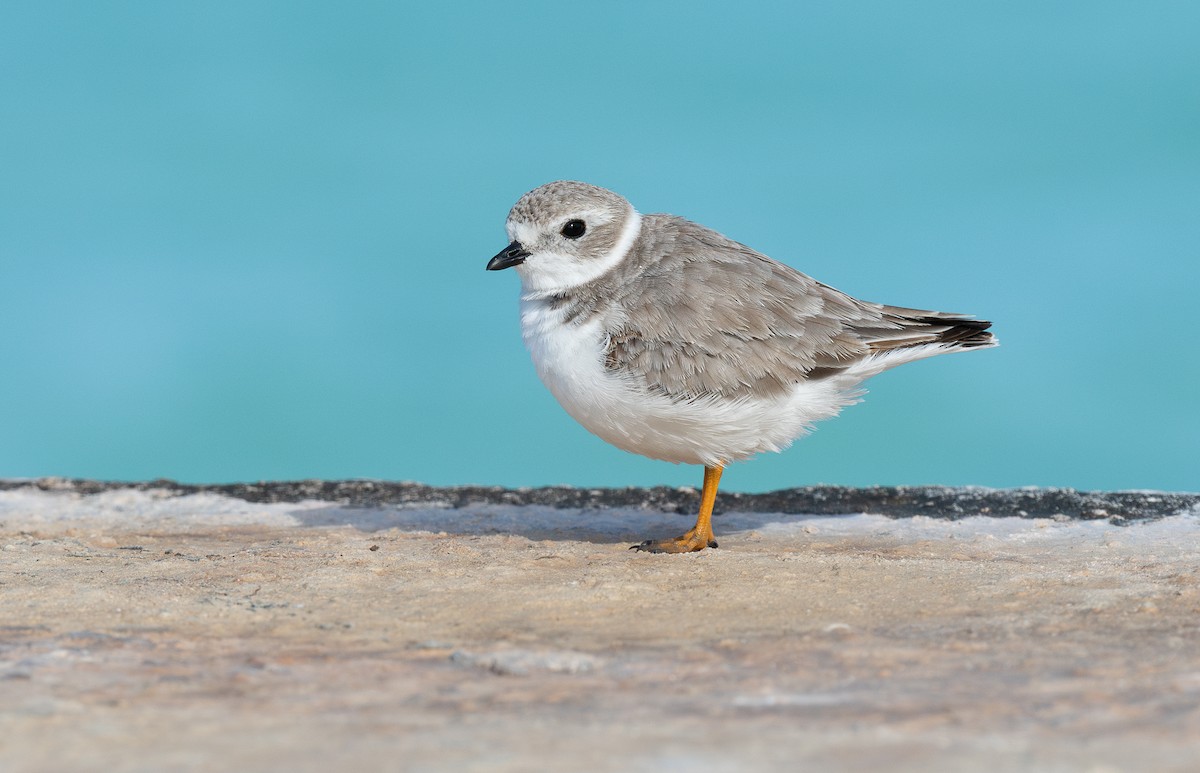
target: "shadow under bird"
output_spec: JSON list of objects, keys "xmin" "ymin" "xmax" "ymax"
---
[{"xmin": 487, "ymin": 181, "xmax": 996, "ymax": 553}]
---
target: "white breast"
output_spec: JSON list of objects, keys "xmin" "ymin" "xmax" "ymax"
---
[{"xmin": 518, "ymin": 297, "xmax": 860, "ymax": 466}]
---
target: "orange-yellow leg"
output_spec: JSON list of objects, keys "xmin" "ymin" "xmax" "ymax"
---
[{"xmin": 631, "ymin": 465, "xmax": 723, "ymax": 553}]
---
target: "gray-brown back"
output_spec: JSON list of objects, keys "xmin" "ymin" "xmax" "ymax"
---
[{"xmin": 549, "ymin": 215, "xmax": 993, "ymax": 401}]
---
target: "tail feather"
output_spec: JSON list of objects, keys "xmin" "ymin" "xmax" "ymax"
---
[
  {"xmin": 909, "ymin": 315, "xmax": 995, "ymax": 348},
  {"xmin": 865, "ymin": 307, "xmax": 996, "ymax": 352},
  {"xmin": 804, "ymin": 303, "xmax": 996, "ymax": 382}
]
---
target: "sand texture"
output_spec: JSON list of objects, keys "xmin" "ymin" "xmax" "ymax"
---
[{"xmin": 2, "ymin": 480, "xmax": 1198, "ymax": 772}]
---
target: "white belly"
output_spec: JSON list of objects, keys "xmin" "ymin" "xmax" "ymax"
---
[{"xmin": 518, "ymin": 297, "xmax": 857, "ymax": 466}]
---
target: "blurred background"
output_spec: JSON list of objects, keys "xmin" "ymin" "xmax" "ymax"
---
[{"xmin": 1, "ymin": 2, "xmax": 1196, "ymax": 491}]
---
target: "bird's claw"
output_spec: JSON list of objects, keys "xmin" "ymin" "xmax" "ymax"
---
[{"xmin": 629, "ymin": 537, "xmax": 717, "ymax": 553}]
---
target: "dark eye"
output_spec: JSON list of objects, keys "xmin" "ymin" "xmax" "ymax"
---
[{"xmin": 560, "ymin": 219, "xmax": 586, "ymax": 239}]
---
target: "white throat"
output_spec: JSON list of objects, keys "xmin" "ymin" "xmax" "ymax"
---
[{"xmin": 516, "ymin": 210, "xmax": 642, "ymax": 298}]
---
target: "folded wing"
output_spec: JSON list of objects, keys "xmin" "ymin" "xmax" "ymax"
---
[{"xmin": 603, "ymin": 216, "xmax": 995, "ymax": 401}]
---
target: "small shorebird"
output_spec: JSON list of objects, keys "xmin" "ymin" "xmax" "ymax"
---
[{"xmin": 488, "ymin": 181, "xmax": 995, "ymax": 553}]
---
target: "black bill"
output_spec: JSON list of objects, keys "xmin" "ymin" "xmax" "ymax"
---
[{"xmin": 487, "ymin": 241, "xmax": 530, "ymax": 271}]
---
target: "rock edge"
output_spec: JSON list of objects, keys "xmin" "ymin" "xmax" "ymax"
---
[{"xmin": 2, "ymin": 478, "xmax": 1196, "ymax": 524}]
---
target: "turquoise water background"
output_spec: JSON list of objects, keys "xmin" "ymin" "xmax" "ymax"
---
[{"xmin": 2, "ymin": 2, "xmax": 1197, "ymax": 492}]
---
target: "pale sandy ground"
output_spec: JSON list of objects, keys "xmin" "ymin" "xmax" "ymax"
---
[{"xmin": 2, "ymin": 486, "xmax": 1199, "ymax": 772}]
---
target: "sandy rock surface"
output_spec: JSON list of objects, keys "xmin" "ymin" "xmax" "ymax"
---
[{"xmin": 2, "ymin": 483, "xmax": 1199, "ymax": 772}]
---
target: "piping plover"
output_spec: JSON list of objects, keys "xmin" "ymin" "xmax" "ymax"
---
[{"xmin": 487, "ymin": 181, "xmax": 996, "ymax": 553}]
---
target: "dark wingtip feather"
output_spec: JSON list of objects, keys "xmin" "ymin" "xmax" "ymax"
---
[{"xmin": 914, "ymin": 316, "xmax": 996, "ymax": 347}]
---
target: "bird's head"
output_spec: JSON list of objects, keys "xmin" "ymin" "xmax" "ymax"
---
[{"xmin": 487, "ymin": 180, "xmax": 642, "ymax": 296}]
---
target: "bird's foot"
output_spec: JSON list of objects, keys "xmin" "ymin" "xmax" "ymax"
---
[{"xmin": 629, "ymin": 527, "xmax": 717, "ymax": 554}]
